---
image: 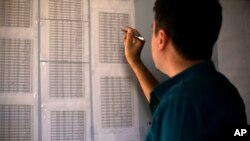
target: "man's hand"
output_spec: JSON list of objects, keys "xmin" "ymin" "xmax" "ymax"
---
[{"xmin": 123, "ymin": 27, "xmax": 145, "ymax": 66}]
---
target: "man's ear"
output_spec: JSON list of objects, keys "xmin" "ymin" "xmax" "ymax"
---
[{"xmin": 158, "ymin": 29, "xmax": 169, "ymax": 51}]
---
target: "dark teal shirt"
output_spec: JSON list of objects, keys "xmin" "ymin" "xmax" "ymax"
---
[{"xmin": 146, "ymin": 61, "xmax": 247, "ymax": 141}]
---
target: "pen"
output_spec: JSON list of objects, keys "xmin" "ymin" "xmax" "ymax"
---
[{"xmin": 121, "ymin": 29, "xmax": 145, "ymax": 41}]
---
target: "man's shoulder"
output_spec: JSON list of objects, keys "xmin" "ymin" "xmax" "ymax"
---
[
  {"xmin": 180, "ymin": 70, "xmax": 237, "ymax": 94},
  {"xmin": 159, "ymin": 71, "xmax": 240, "ymax": 105}
]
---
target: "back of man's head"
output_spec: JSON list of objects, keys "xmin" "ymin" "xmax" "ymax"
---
[{"xmin": 153, "ymin": 0, "xmax": 222, "ymax": 60}]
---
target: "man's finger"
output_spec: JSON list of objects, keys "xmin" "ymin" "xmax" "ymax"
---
[{"xmin": 126, "ymin": 28, "xmax": 133, "ymax": 46}]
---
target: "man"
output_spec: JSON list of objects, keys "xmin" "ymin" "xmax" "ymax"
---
[{"xmin": 123, "ymin": 0, "xmax": 247, "ymax": 140}]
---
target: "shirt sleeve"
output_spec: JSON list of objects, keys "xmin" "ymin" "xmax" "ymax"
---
[{"xmin": 149, "ymin": 92, "xmax": 160, "ymax": 115}]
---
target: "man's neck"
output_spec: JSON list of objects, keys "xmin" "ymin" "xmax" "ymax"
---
[
  {"xmin": 168, "ymin": 59, "xmax": 204, "ymax": 78},
  {"xmin": 163, "ymin": 48, "xmax": 204, "ymax": 77},
  {"xmin": 159, "ymin": 43, "xmax": 205, "ymax": 78}
]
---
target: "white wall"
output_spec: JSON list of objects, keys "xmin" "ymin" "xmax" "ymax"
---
[{"xmin": 218, "ymin": 0, "xmax": 250, "ymax": 123}]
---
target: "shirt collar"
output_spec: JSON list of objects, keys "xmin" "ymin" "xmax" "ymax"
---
[{"xmin": 152, "ymin": 61, "xmax": 216, "ymax": 100}]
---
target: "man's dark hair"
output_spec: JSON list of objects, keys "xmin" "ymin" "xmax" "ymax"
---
[{"xmin": 153, "ymin": 0, "xmax": 222, "ymax": 60}]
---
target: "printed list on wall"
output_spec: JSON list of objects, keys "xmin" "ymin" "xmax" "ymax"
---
[
  {"xmin": 0, "ymin": 0, "xmax": 38, "ymax": 141},
  {"xmin": 0, "ymin": 0, "xmax": 140, "ymax": 141},
  {"xmin": 91, "ymin": 0, "xmax": 140, "ymax": 141},
  {"xmin": 40, "ymin": 0, "xmax": 90, "ymax": 141}
]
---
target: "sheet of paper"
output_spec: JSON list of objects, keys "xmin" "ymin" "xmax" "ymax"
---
[
  {"xmin": 40, "ymin": 0, "xmax": 92, "ymax": 141},
  {"xmin": 91, "ymin": 0, "xmax": 140, "ymax": 141},
  {"xmin": 0, "ymin": 0, "xmax": 39, "ymax": 140}
]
